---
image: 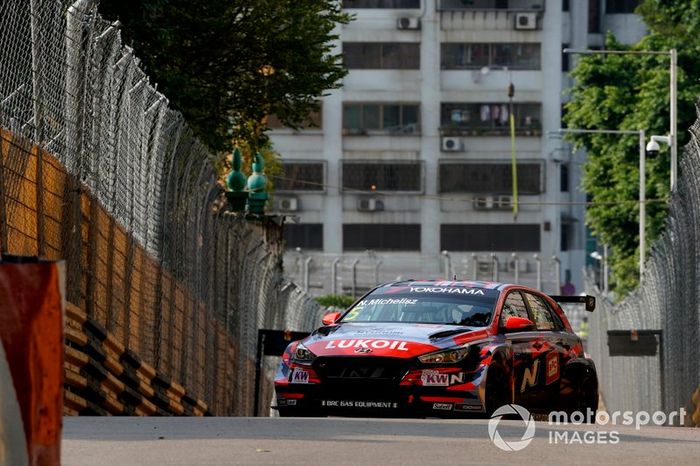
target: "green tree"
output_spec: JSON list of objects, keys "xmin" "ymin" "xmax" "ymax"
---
[
  {"xmin": 564, "ymin": 0, "xmax": 700, "ymax": 295},
  {"xmin": 99, "ymin": 0, "xmax": 350, "ymax": 152}
]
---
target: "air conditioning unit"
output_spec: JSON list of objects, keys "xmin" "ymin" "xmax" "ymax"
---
[
  {"xmin": 473, "ymin": 196, "xmax": 492, "ymax": 210},
  {"xmin": 357, "ymin": 197, "xmax": 384, "ymax": 212},
  {"xmin": 514, "ymin": 12, "xmax": 538, "ymax": 30},
  {"xmin": 494, "ymin": 195, "xmax": 513, "ymax": 210},
  {"xmin": 441, "ymin": 136, "xmax": 462, "ymax": 152},
  {"xmin": 397, "ymin": 17, "xmax": 420, "ymax": 30},
  {"xmin": 274, "ymin": 196, "xmax": 299, "ymax": 212}
]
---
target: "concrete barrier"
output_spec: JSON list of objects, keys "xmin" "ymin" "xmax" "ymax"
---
[
  {"xmin": 0, "ymin": 339, "xmax": 29, "ymax": 466},
  {"xmin": 0, "ymin": 260, "xmax": 64, "ymax": 466}
]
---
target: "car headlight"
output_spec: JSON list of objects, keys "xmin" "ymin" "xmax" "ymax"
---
[
  {"xmin": 292, "ymin": 342, "xmax": 316, "ymax": 365},
  {"xmin": 418, "ymin": 345, "xmax": 469, "ymax": 364}
]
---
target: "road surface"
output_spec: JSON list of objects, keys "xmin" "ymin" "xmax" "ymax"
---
[{"xmin": 63, "ymin": 416, "xmax": 700, "ymax": 465}]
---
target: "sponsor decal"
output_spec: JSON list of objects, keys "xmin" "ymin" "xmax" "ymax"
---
[
  {"xmin": 278, "ymin": 399, "xmax": 297, "ymax": 406},
  {"xmin": 321, "ymin": 400, "xmax": 398, "ymax": 409},
  {"xmin": 354, "ymin": 347, "xmax": 372, "ymax": 354},
  {"xmin": 358, "ymin": 298, "xmax": 418, "ymax": 306},
  {"xmin": 520, "ymin": 360, "xmax": 539, "ymax": 393},
  {"xmin": 325, "ymin": 339, "xmax": 409, "ymax": 351},
  {"xmin": 421, "ymin": 370, "xmax": 466, "ymax": 387},
  {"xmin": 545, "ymin": 352, "xmax": 559, "ymax": 385},
  {"xmin": 433, "ymin": 403, "xmax": 453, "ymax": 411},
  {"xmin": 409, "ymin": 287, "xmax": 485, "ymax": 296},
  {"xmin": 455, "ymin": 403, "xmax": 482, "ymax": 412},
  {"xmin": 290, "ymin": 368, "xmax": 310, "ymax": 384}
]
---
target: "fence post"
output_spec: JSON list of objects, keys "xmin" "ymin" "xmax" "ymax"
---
[
  {"xmin": 331, "ymin": 258, "xmax": 340, "ymax": 295},
  {"xmin": 472, "ymin": 254, "xmax": 478, "ymax": 280},
  {"xmin": 491, "ymin": 253, "xmax": 499, "ymax": 282},
  {"xmin": 351, "ymin": 259, "xmax": 360, "ymax": 298},
  {"xmin": 534, "ymin": 253, "xmax": 541, "ymax": 290},
  {"xmin": 303, "ymin": 257, "xmax": 313, "ymax": 292},
  {"xmin": 374, "ymin": 260, "xmax": 382, "ymax": 285},
  {"xmin": 441, "ymin": 250, "xmax": 451, "ymax": 279},
  {"xmin": 552, "ymin": 255, "xmax": 561, "ymax": 293},
  {"xmin": 512, "ymin": 253, "xmax": 519, "ymax": 284}
]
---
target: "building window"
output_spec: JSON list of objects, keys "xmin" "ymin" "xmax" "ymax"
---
[
  {"xmin": 560, "ymin": 222, "xmax": 570, "ymax": 251},
  {"xmin": 439, "ymin": 162, "xmax": 543, "ymax": 194},
  {"xmin": 343, "ymin": 103, "xmax": 420, "ymax": 134},
  {"xmin": 267, "ymin": 107, "xmax": 322, "ymax": 130},
  {"xmin": 560, "ymin": 164, "xmax": 569, "ymax": 192},
  {"xmin": 441, "ymin": 43, "xmax": 540, "ymax": 70},
  {"xmin": 440, "ymin": 224, "xmax": 541, "ymax": 251},
  {"xmin": 606, "ymin": 0, "xmax": 640, "ymax": 13},
  {"xmin": 343, "ymin": 224, "xmax": 421, "ymax": 251},
  {"xmin": 344, "ymin": 0, "xmax": 420, "ymax": 8},
  {"xmin": 440, "ymin": 103, "xmax": 541, "ymax": 135},
  {"xmin": 344, "ymin": 43, "xmax": 420, "ymax": 69},
  {"xmin": 343, "ymin": 161, "xmax": 422, "ymax": 191},
  {"xmin": 274, "ymin": 162, "xmax": 325, "ymax": 191},
  {"xmin": 588, "ymin": 0, "xmax": 601, "ymax": 33},
  {"xmin": 563, "ymin": 0, "xmax": 569, "ymax": 11},
  {"xmin": 284, "ymin": 224, "xmax": 323, "ymax": 250}
]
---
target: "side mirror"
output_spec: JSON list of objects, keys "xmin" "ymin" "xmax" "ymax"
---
[
  {"xmin": 504, "ymin": 316, "xmax": 536, "ymax": 332},
  {"xmin": 322, "ymin": 311, "xmax": 342, "ymax": 326}
]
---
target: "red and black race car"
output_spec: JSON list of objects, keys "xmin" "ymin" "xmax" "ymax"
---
[{"xmin": 274, "ymin": 280, "xmax": 598, "ymax": 417}]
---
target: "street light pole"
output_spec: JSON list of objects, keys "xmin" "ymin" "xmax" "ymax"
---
[
  {"xmin": 563, "ymin": 48, "xmax": 678, "ymax": 191},
  {"xmin": 553, "ymin": 128, "xmax": 646, "ymax": 278},
  {"xmin": 670, "ymin": 48, "xmax": 678, "ymax": 191}
]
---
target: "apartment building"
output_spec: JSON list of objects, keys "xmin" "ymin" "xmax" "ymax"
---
[{"xmin": 269, "ymin": 0, "xmax": 647, "ymax": 296}]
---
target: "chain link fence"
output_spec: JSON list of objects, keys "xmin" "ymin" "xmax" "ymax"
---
[
  {"xmin": 586, "ymin": 102, "xmax": 700, "ymax": 419},
  {"xmin": 0, "ymin": 0, "xmax": 322, "ymax": 415}
]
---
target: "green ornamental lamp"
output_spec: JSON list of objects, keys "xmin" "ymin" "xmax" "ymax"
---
[
  {"xmin": 225, "ymin": 148, "xmax": 248, "ymax": 212},
  {"xmin": 246, "ymin": 152, "xmax": 268, "ymax": 214}
]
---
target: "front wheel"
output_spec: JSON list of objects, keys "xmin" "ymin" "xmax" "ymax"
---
[{"xmin": 484, "ymin": 367, "xmax": 512, "ymax": 416}]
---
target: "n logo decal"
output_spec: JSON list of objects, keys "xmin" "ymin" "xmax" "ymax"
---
[{"xmin": 520, "ymin": 360, "xmax": 539, "ymax": 393}]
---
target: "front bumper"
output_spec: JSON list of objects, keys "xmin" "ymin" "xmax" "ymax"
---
[{"xmin": 274, "ymin": 357, "xmax": 487, "ymax": 416}]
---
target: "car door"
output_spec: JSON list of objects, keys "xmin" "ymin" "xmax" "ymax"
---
[
  {"xmin": 499, "ymin": 290, "xmax": 541, "ymax": 407},
  {"xmin": 523, "ymin": 292, "xmax": 563, "ymax": 407}
]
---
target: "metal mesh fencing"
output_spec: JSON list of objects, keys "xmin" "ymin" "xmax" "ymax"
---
[
  {"xmin": 0, "ymin": 0, "xmax": 321, "ymax": 415},
  {"xmin": 586, "ymin": 101, "xmax": 700, "ymax": 418}
]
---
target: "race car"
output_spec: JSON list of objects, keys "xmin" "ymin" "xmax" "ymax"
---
[{"xmin": 274, "ymin": 280, "xmax": 598, "ymax": 417}]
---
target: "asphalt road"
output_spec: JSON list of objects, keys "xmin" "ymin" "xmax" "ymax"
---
[{"xmin": 62, "ymin": 416, "xmax": 700, "ymax": 466}]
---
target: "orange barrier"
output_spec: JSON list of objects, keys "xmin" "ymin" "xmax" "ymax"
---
[{"xmin": 0, "ymin": 260, "xmax": 64, "ymax": 466}]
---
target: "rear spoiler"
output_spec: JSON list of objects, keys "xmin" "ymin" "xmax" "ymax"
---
[{"xmin": 549, "ymin": 295, "xmax": 596, "ymax": 312}]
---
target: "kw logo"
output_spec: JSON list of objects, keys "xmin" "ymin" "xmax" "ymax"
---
[
  {"xmin": 520, "ymin": 360, "xmax": 539, "ymax": 393},
  {"xmin": 290, "ymin": 368, "xmax": 310, "ymax": 384},
  {"xmin": 421, "ymin": 370, "xmax": 466, "ymax": 387}
]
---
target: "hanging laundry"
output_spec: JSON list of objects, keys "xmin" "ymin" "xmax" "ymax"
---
[
  {"xmin": 480, "ymin": 104, "xmax": 490, "ymax": 121},
  {"xmin": 500, "ymin": 104, "xmax": 509, "ymax": 125}
]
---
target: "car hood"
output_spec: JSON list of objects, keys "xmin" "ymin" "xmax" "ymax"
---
[{"xmin": 303, "ymin": 322, "xmax": 489, "ymax": 358}]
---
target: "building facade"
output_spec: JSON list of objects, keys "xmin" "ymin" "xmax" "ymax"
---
[{"xmin": 270, "ymin": 0, "xmax": 647, "ymax": 296}]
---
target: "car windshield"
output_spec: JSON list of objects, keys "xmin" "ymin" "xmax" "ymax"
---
[{"xmin": 340, "ymin": 285, "xmax": 500, "ymax": 326}]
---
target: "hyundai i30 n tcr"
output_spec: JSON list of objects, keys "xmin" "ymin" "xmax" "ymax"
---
[{"xmin": 274, "ymin": 280, "xmax": 598, "ymax": 417}]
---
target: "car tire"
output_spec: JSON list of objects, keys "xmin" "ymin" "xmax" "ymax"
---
[
  {"xmin": 485, "ymin": 367, "xmax": 512, "ymax": 416},
  {"xmin": 563, "ymin": 370, "xmax": 598, "ymax": 421}
]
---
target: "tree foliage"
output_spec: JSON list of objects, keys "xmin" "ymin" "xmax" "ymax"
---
[
  {"xmin": 99, "ymin": 0, "xmax": 350, "ymax": 152},
  {"xmin": 315, "ymin": 294, "xmax": 356, "ymax": 309},
  {"xmin": 564, "ymin": 0, "xmax": 700, "ymax": 295}
]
